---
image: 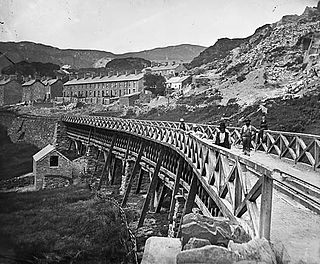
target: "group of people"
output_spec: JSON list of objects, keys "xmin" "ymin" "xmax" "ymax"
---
[{"xmin": 178, "ymin": 114, "xmax": 268, "ymax": 156}]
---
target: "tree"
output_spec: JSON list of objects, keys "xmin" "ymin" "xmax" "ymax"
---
[{"xmin": 143, "ymin": 74, "xmax": 166, "ymax": 96}]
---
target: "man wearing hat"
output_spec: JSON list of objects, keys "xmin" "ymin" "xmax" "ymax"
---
[
  {"xmin": 240, "ymin": 118, "xmax": 256, "ymax": 156},
  {"xmin": 179, "ymin": 118, "xmax": 186, "ymax": 131},
  {"xmin": 215, "ymin": 122, "xmax": 231, "ymax": 149},
  {"xmin": 190, "ymin": 124, "xmax": 207, "ymax": 139}
]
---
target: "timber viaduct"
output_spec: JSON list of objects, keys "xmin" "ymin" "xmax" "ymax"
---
[{"xmin": 57, "ymin": 115, "xmax": 320, "ymax": 243}]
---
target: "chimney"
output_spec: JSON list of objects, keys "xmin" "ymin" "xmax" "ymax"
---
[{"xmin": 172, "ymin": 61, "xmax": 175, "ymax": 65}]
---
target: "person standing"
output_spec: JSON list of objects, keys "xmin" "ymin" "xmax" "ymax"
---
[
  {"xmin": 215, "ymin": 122, "xmax": 231, "ymax": 149},
  {"xmin": 240, "ymin": 119, "xmax": 256, "ymax": 156},
  {"xmin": 258, "ymin": 114, "xmax": 268, "ymax": 144},
  {"xmin": 179, "ymin": 118, "xmax": 186, "ymax": 131}
]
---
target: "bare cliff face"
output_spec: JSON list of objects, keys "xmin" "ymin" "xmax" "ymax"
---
[{"xmin": 188, "ymin": 4, "xmax": 320, "ymax": 106}]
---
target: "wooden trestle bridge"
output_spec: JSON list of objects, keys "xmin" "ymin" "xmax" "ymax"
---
[{"xmin": 60, "ymin": 115, "xmax": 320, "ymax": 241}]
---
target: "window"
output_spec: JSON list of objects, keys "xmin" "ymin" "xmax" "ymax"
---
[{"xmin": 50, "ymin": 155, "xmax": 59, "ymax": 167}]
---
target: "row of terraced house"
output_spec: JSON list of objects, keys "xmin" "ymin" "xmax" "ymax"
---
[
  {"xmin": 0, "ymin": 77, "xmax": 63, "ymax": 106},
  {"xmin": 0, "ymin": 62, "xmax": 190, "ymax": 107}
]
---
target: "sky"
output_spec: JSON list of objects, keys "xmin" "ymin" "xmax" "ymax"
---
[{"xmin": 0, "ymin": 0, "xmax": 319, "ymax": 54}]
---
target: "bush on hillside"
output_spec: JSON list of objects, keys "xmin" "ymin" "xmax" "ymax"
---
[{"xmin": 0, "ymin": 186, "xmax": 129, "ymax": 263}]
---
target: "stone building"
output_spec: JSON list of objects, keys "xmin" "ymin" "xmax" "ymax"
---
[
  {"xmin": 62, "ymin": 72, "xmax": 144, "ymax": 104},
  {"xmin": 22, "ymin": 79, "xmax": 46, "ymax": 103},
  {"xmin": 33, "ymin": 144, "xmax": 73, "ymax": 190},
  {"xmin": 0, "ymin": 77, "xmax": 22, "ymax": 106},
  {"xmin": 166, "ymin": 75, "xmax": 191, "ymax": 93},
  {"xmin": 119, "ymin": 91, "xmax": 141, "ymax": 106},
  {"xmin": 145, "ymin": 63, "xmax": 187, "ymax": 77},
  {"xmin": 42, "ymin": 79, "xmax": 64, "ymax": 101}
]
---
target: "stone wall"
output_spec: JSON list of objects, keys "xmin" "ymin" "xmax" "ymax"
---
[
  {"xmin": 0, "ymin": 174, "xmax": 34, "ymax": 191},
  {"xmin": 0, "ymin": 113, "xmax": 59, "ymax": 149}
]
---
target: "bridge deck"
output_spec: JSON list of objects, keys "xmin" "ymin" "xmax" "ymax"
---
[
  {"xmin": 230, "ymin": 145, "xmax": 320, "ymax": 187},
  {"xmin": 202, "ymin": 139, "xmax": 320, "ymax": 263}
]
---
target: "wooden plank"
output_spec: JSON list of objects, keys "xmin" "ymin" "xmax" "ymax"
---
[
  {"xmin": 259, "ymin": 175, "xmax": 273, "ymax": 240},
  {"xmin": 137, "ymin": 148, "xmax": 164, "ymax": 227},
  {"xmin": 155, "ymin": 184, "xmax": 167, "ymax": 213},
  {"xmin": 135, "ymin": 167, "xmax": 144, "ymax": 194},
  {"xmin": 168, "ymin": 157, "xmax": 183, "ymax": 222},
  {"xmin": 109, "ymin": 155, "xmax": 117, "ymax": 185},
  {"xmin": 97, "ymin": 136, "xmax": 116, "ymax": 190},
  {"xmin": 122, "ymin": 139, "xmax": 131, "ymax": 175},
  {"xmin": 235, "ymin": 177, "xmax": 263, "ymax": 217},
  {"xmin": 121, "ymin": 142, "xmax": 145, "ymax": 207},
  {"xmin": 234, "ymin": 172, "xmax": 242, "ymax": 214},
  {"xmin": 176, "ymin": 174, "xmax": 198, "ymax": 236},
  {"xmin": 183, "ymin": 174, "xmax": 198, "ymax": 215}
]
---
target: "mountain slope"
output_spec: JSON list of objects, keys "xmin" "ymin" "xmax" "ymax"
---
[
  {"xmin": 0, "ymin": 42, "xmax": 206, "ymax": 70},
  {"xmin": 121, "ymin": 44, "xmax": 206, "ymax": 62}
]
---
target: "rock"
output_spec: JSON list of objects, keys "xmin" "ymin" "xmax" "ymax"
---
[
  {"xmin": 183, "ymin": 237, "xmax": 211, "ymax": 250},
  {"xmin": 270, "ymin": 240, "xmax": 291, "ymax": 264},
  {"xmin": 228, "ymin": 238, "xmax": 277, "ymax": 264},
  {"xmin": 141, "ymin": 236, "xmax": 181, "ymax": 264},
  {"xmin": 181, "ymin": 213, "xmax": 251, "ymax": 247},
  {"xmin": 176, "ymin": 245, "xmax": 239, "ymax": 264},
  {"xmin": 181, "ymin": 221, "xmax": 228, "ymax": 247}
]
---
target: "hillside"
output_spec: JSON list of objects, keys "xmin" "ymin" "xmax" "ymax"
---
[
  {"xmin": 121, "ymin": 44, "xmax": 206, "ymax": 63},
  {"xmin": 105, "ymin": 57, "xmax": 151, "ymax": 72},
  {"xmin": 0, "ymin": 41, "xmax": 205, "ymax": 70},
  {"xmin": 1, "ymin": 60, "xmax": 60, "ymax": 77},
  {"xmin": 184, "ymin": 4, "xmax": 320, "ymax": 106},
  {"xmin": 136, "ymin": 3, "xmax": 320, "ymax": 134}
]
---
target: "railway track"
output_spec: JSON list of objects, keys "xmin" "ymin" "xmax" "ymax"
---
[{"xmin": 272, "ymin": 169, "xmax": 320, "ymax": 214}]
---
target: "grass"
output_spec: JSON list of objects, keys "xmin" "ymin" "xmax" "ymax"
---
[{"xmin": 0, "ymin": 185, "xmax": 129, "ymax": 263}]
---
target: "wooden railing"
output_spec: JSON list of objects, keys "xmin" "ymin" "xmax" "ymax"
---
[
  {"xmin": 68, "ymin": 115, "xmax": 320, "ymax": 170},
  {"xmin": 62, "ymin": 115, "xmax": 276, "ymax": 239}
]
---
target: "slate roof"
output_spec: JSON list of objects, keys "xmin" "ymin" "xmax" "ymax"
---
[
  {"xmin": 0, "ymin": 79, "xmax": 11, "ymax": 85},
  {"xmin": 166, "ymin": 75, "xmax": 190, "ymax": 84},
  {"xmin": 22, "ymin": 79, "xmax": 38, "ymax": 86},
  {"xmin": 64, "ymin": 73, "xmax": 144, "ymax": 86},
  {"xmin": 42, "ymin": 79, "xmax": 60, "ymax": 86},
  {"xmin": 33, "ymin": 144, "xmax": 55, "ymax": 162},
  {"xmin": 150, "ymin": 64, "xmax": 183, "ymax": 71}
]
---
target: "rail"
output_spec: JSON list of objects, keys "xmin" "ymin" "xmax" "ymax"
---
[{"xmin": 79, "ymin": 115, "xmax": 320, "ymax": 170}]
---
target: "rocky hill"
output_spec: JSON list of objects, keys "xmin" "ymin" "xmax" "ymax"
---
[
  {"xmin": 137, "ymin": 3, "xmax": 320, "ymax": 134},
  {"xmin": 187, "ymin": 3, "xmax": 320, "ymax": 106},
  {"xmin": 0, "ymin": 42, "xmax": 205, "ymax": 71}
]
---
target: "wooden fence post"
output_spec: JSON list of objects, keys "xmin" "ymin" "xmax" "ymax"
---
[
  {"xmin": 121, "ymin": 142, "xmax": 145, "ymax": 207},
  {"xmin": 259, "ymin": 174, "xmax": 273, "ymax": 240},
  {"xmin": 168, "ymin": 157, "xmax": 183, "ymax": 222},
  {"xmin": 135, "ymin": 167, "xmax": 144, "ymax": 194},
  {"xmin": 97, "ymin": 136, "xmax": 116, "ymax": 190},
  {"xmin": 137, "ymin": 147, "xmax": 164, "ymax": 228}
]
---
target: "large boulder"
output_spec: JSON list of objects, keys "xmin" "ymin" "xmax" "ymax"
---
[
  {"xmin": 181, "ymin": 213, "xmax": 251, "ymax": 247},
  {"xmin": 183, "ymin": 237, "xmax": 211, "ymax": 250},
  {"xmin": 177, "ymin": 245, "xmax": 239, "ymax": 264},
  {"xmin": 228, "ymin": 238, "xmax": 277, "ymax": 264},
  {"xmin": 141, "ymin": 236, "xmax": 181, "ymax": 264}
]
